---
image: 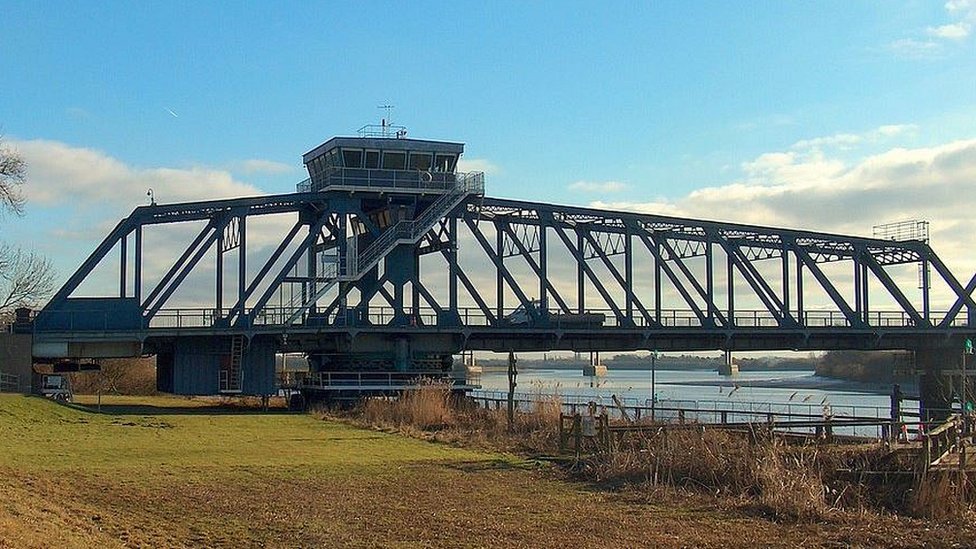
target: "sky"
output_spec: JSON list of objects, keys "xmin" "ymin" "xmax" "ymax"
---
[{"xmin": 1, "ymin": 1, "xmax": 976, "ymax": 306}]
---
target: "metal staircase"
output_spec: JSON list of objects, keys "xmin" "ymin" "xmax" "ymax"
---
[
  {"xmin": 220, "ymin": 334, "xmax": 245, "ymax": 393},
  {"xmin": 283, "ymin": 172, "xmax": 484, "ymax": 325}
]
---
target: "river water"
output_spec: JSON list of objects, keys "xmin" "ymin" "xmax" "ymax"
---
[{"xmin": 472, "ymin": 367, "xmax": 913, "ymax": 420}]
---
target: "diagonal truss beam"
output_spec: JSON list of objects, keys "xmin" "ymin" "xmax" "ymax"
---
[
  {"xmin": 719, "ymin": 240, "xmax": 789, "ymax": 326},
  {"xmin": 795, "ymin": 247, "xmax": 862, "ymax": 328},
  {"xmin": 860, "ymin": 251, "xmax": 927, "ymax": 327},
  {"xmin": 500, "ymin": 223, "xmax": 572, "ymax": 314},
  {"xmin": 580, "ymin": 228, "xmax": 655, "ymax": 326},
  {"xmin": 634, "ymin": 230, "xmax": 708, "ymax": 324},
  {"xmin": 464, "ymin": 217, "xmax": 540, "ymax": 322},
  {"xmin": 927, "ymin": 252, "xmax": 976, "ymax": 327},
  {"xmin": 546, "ymin": 218, "xmax": 627, "ymax": 322},
  {"xmin": 230, "ymin": 218, "xmax": 305, "ymax": 324},
  {"xmin": 248, "ymin": 213, "xmax": 330, "ymax": 324},
  {"xmin": 440, "ymin": 247, "xmax": 497, "ymax": 325},
  {"xmin": 142, "ymin": 220, "xmax": 216, "ymax": 312}
]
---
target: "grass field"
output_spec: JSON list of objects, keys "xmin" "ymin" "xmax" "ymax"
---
[{"xmin": 1, "ymin": 394, "xmax": 973, "ymax": 548}]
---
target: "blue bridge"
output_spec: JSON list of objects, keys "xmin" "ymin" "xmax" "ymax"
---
[{"xmin": 29, "ymin": 128, "xmax": 976, "ymax": 417}]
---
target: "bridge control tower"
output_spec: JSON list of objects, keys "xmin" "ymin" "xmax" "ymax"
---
[{"xmin": 287, "ymin": 127, "xmax": 485, "ymax": 384}]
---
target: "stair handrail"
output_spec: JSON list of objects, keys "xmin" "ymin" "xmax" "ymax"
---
[{"xmin": 278, "ymin": 171, "xmax": 484, "ymax": 325}]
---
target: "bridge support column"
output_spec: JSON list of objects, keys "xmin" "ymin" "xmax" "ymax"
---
[{"xmin": 916, "ymin": 346, "xmax": 958, "ymax": 424}]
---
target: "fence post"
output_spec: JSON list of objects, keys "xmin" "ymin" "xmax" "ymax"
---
[
  {"xmin": 574, "ymin": 414, "xmax": 582, "ymax": 458},
  {"xmin": 890, "ymin": 383, "xmax": 902, "ymax": 443},
  {"xmin": 559, "ymin": 415, "xmax": 567, "ymax": 452}
]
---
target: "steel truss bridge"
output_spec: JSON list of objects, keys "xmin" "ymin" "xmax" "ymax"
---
[{"xmin": 29, "ymin": 139, "xmax": 976, "ymax": 406}]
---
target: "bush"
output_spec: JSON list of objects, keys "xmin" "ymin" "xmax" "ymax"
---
[{"xmin": 69, "ymin": 357, "xmax": 156, "ymax": 395}]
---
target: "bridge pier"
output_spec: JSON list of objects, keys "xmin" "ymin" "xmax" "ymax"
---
[{"xmin": 916, "ymin": 346, "xmax": 959, "ymax": 424}]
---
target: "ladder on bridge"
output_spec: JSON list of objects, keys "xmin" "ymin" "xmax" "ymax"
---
[
  {"xmin": 282, "ymin": 173, "xmax": 483, "ymax": 325},
  {"xmin": 219, "ymin": 334, "xmax": 244, "ymax": 393}
]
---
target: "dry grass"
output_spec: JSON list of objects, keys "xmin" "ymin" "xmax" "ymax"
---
[
  {"xmin": 336, "ymin": 380, "xmax": 563, "ymax": 454},
  {"xmin": 345, "ymin": 386, "xmax": 976, "ymax": 523},
  {"xmin": 910, "ymin": 471, "xmax": 974, "ymax": 520}
]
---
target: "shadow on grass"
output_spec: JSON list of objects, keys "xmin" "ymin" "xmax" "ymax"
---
[
  {"xmin": 436, "ymin": 458, "xmax": 537, "ymax": 473},
  {"xmin": 65, "ymin": 401, "xmax": 299, "ymax": 417}
]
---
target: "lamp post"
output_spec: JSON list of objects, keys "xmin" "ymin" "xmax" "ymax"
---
[{"xmin": 651, "ymin": 350, "xmax": 659, "ymax": 422}]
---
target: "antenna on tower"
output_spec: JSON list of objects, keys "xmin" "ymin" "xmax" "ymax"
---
[
  {"xmin": 358, "ymin": 105, "xmax": 407, "ymax": 138},
  {"xmin": 378, "ymin": 104, "xmax": 395, "ymax": 128}
]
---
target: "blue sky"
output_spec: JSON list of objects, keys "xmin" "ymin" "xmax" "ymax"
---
[{"xmin": 1, "ymin": 1, "xmax": 975, "ymax": 292}]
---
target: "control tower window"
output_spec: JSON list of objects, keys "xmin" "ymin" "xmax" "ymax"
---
[
  {"xmin": 382, "ymin": 151, "xmax": 407, "ymax": 170},
  {"xmin": 342, "ymin": 149, "xmax": 363, "ymax": 168},
  {"xmin": 434, "ymin": 154, "xmax": 457, "ymax": 172},
  {"xmin": 364, "ymin": 150, "xmax": 380, "ymax": 169},
  {"xmin": 408, "ymin": 152, "xmax": 432, "ymax": 171}
]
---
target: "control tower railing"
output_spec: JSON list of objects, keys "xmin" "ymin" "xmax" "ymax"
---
[{"xmin": 297, "ymin": 167, "xmax": 467, "ymax": 194}]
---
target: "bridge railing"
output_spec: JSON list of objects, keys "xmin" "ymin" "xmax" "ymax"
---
[
  {"xmin": 470, "ymin": 389, "xmax": 909, "ymax": 439},
  {"xmin": 296, "ymin": 168, "xmax": 484, "ymax": 194},
  {"xmin": 31, "ymin": 305, "xmax": 972, "ymax": 331},
  {"xmin": 301, "ymin": 370, "xmax": 472, "ymax": 390}
]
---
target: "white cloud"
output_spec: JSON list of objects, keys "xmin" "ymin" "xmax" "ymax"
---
[
  {"xmin": 568, "ymin": 180, "xmax": 629, "ymax": 193},
  {"xmin": 894, "ymin": 1, "xmax": 974, "ymax": 56},
  {"xmin": 11, "ymin": 138, "xmax": 265, "ymax": 208},
  {"xmin": 234, "ymin": 159, "xmax": 296, "ymax": 175},
  {"xmin": 457, "ymin": 158, "xmax": 499, "ymax": 175},
  {"xmin": 928, "ymin": 22, "xmax": 971, "ymax": 39},
  {"xmin": 791, "ymin": 124, "xmax": 916, "ymax": 152},
  {"xmin": 592, "ymin": 136, "xmax": 976, "ymax": 273}
]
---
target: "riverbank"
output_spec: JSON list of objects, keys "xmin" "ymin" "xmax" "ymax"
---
[{"xmin": 1, "ymin": 394, "xmax": 971, "ymax": 547}]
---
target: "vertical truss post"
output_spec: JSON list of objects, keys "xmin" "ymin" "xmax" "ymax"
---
[
  {"xmin": 412, "ymin": 251, "xmax": 421, "ymax": 320},
  {"xmin": 861, "ymin": 262, "xmax": 870, "ymax": 323},
  {"xmin": 796, "ymin": 254, "xmax": 804, "ymax": 325},
  {"xmin": 306, "ymin": 223, "xmax": 317, "ymax": 315},
  {"xmin": 625, "ymin": 229, "xmax": 633, "ymax": 321},
  {"xmin": 134, "ymin": 225, "xmax": 142, "ymax": 305},
  {"xmin": 496, "ymin": 224, "xmax": 504, "ymax": 318},
  {"xmin": 540, "ymin": 223, "xmax": 548, "ymax": 312},
  {"xmin": 449, "ymin": 217, "xmax": 458, "ymax": 312},
  {"xmin": 705, "ymin": 237, "xmax": 714, "ymax": 325},
  {"xmin": 119, "ymin": 232, "xmax": 127, "ymax": 298},
  {"xmin": 394, "ymin": 281, "xmax": 404, "ymax": 320},
  {"xmin": 578, "ymin": 230, "xmax": 585, "ymax": 314},
  {"xmin": 781, "ymin": 243, "xmax": 790, "ymax": 316},
  {"xmin": 922, "ymin": 257, "xmax": 930, "ymax": 321},
  {"xmin": 216, "ymin": 227, "xmax": 224, "ymax": 312},
  {"xmin": 853, "ymin": 255, "xmax": 862, "ymax": 321},
  {"xmin": 238, "ymin": 216, "xmax": 247, "ymax": 314},
  {"xmin": 654, "ymin": 236, "xmax": 662, "ymax": 324},
  {"xmin": 727, "ymin": 249, "xmax": 735, "ymax": 326}
]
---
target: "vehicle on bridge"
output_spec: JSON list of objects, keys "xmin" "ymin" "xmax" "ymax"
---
[{"xmin": 505, "ymin": 300, "xmax": 605, "ymax": 329}]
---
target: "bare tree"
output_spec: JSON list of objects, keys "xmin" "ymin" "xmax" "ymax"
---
[
  {"xmin": 0, "ymin": 244, "xmax": 55, "ymax": 313},
  {"xmin": 0, "ymin": 136, "xmax": 55, "ymax": 319},
  {"xmin": 0, "ymin": 137, "xmax": 26, "ymax": 217}
]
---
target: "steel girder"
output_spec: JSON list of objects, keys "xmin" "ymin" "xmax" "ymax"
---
[{"xmin": 35, "ymin": 191, "xmax": 976, "ymax": 348}]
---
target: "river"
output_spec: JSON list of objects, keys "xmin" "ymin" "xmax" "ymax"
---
[{"xmin": 471, "ymin": 367, "xmax": 915, "ymax": 420}]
